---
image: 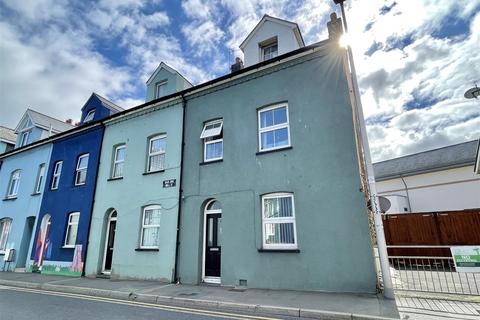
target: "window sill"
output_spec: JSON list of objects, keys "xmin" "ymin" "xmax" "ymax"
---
[
  {"xmin": 143, "ymin": 170, "xmax": 165, "ymax": 176},
  {"xmin": 62, "ymin": 245, "xmax": 75, "ymax": 249},
  {"xmin": 2, "ymin": 197, "xmax": 17, "ymax": 201},
  {"xmin": 74, "ymin": 183, "xmax": 86, "ymax": 187},
  {"xmin": 200, "ymin": 159, "xmax": 223, "ymax": 166},
  {"xmin": 107, "ymin": 177, "xmax": 123, "ymax": 181},
  {"xmin": 256, "ymin": 146, "xmax": 292, "ymax": 156},
  {"xmin": 258, "ymin": 248, "xmax": 300, "ymax": 253},
  {"xmin": 31, "ymin": 192, "xmax": 41, "ymax": 196},
  {"xmin": 135, "ymin": 248, "xmax": 159, "ymax": 252}
]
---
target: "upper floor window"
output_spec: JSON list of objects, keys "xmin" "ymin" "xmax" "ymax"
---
[
  {"xmin": 155, "ymin": 81, "xmax": 168, "ymax": 98},
  {"xmin": 200, "ymin": 119, "xmax": 223, "ymax": 162},
  {"xmin": 258, "ymin": 104, "xmax": 290, "ymax": 152},
  {"xmin": 261, "ymin": 193, "xmax": 297, "ymax": 249},
  {"xmin": 84, "ymin": 110, "xmax": 95, "ymax": 122},
  {"xmin": 75, "ymin": 154, "xmax": 89, "ymax": 185},
  {"xmin": 140, "ymin": 205, "xmax": 161, "ymax": 248},
  {"xmin": 112, "ymin": 145, "xmax": 126, "ymax": 178},
  {"xmin": 260, "ymin": 38, "xmax": 278, "ymax": 61},
  {"xmin": 6, "ymin": 170, "xmax": 21, "ymax": 198},
  {"xmin": 51, "ymin": 161, "xmax": 63, "ymax": 190},
  {"xmin": 34, "ymin": 164, "xmax": 46, "ymax": 194},
  {"xmin": 0, "ymin": 218, "xmax": 12, "ymax": 253},
  {"xmin": 147, "ymin": 135, "xmax": 166, "ymax": 172},
  {"xmin": 20, "ymin": 131, "xmax": 30, "ymax": 147},
  {"xmin": 64, "ymin": 212, "xmax": 80, "ymax": 247}
]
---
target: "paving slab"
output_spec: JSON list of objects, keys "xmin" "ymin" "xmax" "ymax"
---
[{"xmin": 0, "ymin": 271, "xmax": 399, "ymax": 319}]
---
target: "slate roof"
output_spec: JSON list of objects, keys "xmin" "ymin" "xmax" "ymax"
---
[
  {"xmin": 93, "ymin": 93, "xmax": 124, "ymax": 113},
  {"xmin": 25, "ymin": 109, "xmax": 75, "ymax": 133},
  {"xmin": 374, "ymin": 140, "xmax": 479, "ymax": 181},
  {"xmin": 0, "ymin": 126, "xmax": 16, "ymax": 143}
]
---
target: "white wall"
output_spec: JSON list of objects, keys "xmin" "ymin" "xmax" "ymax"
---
[
  {"xmin": 242, "ymin": 20, "xmax": 300, "ymax": 67},
  {"xmin": 376, "ymin": 165, "xmax": 480, "ymax": 213}
]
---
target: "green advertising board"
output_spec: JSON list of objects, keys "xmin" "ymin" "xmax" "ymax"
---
[{"xmin": 450, "ymin": 246, "xmax": 480, "ymax": 272}]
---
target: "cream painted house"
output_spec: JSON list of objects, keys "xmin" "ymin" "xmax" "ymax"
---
[{"xmin": 374, "ymin": 140, "xmax": 480, "ymax": 214}]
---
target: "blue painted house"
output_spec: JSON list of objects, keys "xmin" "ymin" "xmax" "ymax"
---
[
  {"xmin": 30, "ymin": 93, "xmax": 123, "ymax": 276},
  {"xmin": 0, "ymin": 110, "xmax": 73, "ymax": 272}
]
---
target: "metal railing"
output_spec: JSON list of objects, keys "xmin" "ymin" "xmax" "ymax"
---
[{"xmin": 388, "ymin": 254, "xmax": 480, "ymax": 295}]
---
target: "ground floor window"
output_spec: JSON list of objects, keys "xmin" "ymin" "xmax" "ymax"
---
[
  {"xmin": 261, "ymin": 193, "xmax": 297, "ymax": 249},
  {"xmin": 140, "ymin": 205, "xmax": 161, "ymax": 248},
  {"xmin": 64, "ymin": 212, "xmax": 80, "ymax": 247},
  {"xmin": 0, "ymin": 218, "xmax": 13, "ymax": 252}
]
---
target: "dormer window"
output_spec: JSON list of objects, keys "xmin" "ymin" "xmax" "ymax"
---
[
  {"xmin": 155, "ymin": 81, "xmax": 168, "ymax": 98},
  {"xmin": 260, "ymin": 37, "xmax": 278, "ymax": 62},
  {"xmin": 20, "ymin": 131, "xmax": 30, "ymax": 147},
  {"xmin": 84, "ymin": 110, "xmax": 95, "ymax": 123}
]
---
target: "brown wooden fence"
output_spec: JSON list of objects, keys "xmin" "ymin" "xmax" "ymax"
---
[{"xmin": 382, "ymin": 210, "xmax": 480, "ymax": 257}]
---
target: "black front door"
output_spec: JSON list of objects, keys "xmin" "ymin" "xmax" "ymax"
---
[
  {"xmin": 104, "ymin": 220, "xmax": 116, "ymax": 272},
  {"xmin": 205, "ymin": 213, "xmax": 221, "ymax": 278}
]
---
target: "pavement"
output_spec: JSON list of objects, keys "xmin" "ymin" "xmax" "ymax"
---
[{"xmin": 0, "ymin": 272, "xmax": 400, "ymax": 319}]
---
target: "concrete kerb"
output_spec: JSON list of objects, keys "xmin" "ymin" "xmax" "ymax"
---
[{"xmin": 0, "ymin": 279, "xmax": 398, "ymax": 320}]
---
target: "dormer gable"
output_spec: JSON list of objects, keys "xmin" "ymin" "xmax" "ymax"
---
[
  {"xmin": 80, "ymin": 93, "xmax": 124, "ymax": 125},
  {"xmin": 13, "ymin": 109, "xmax": 74, "ymax": 148},
  {"xmin": 145, "ymin": 62, "xmax": 192, "ymax": 103},
  {"xmin": 239, "ymin": 15, "xmax": 305, "ymax": 67}
]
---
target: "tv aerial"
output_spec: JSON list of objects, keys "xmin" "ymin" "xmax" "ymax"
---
[{"xmin": 464, "ymin": 83, "xmax": 480, "ymax": 99}]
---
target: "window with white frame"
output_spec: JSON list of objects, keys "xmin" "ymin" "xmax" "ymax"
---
[
  {"xmin": 261, "ymin": 193, "xmax": 297, "ymax": 249},
  {"xmin": 75, "ymin": 154, "xmax": 89, "ymax": 185},
  {"xmin": 51, "ymin": 161, "xmax": 63, "ymax": 190},
  {"xmin": 261, "ymin": 38, "xmax": 278, "ymax": 61},
  {"xmin": 155, "ymin": 81, "xmax": 168, "ymax": 98},
  {"xmin": 34, "ymin": 163, "xmax": 46, "ymax": 194},
  {"xmin": 0, "ymin": 218, "xmax": 12, "ymax": 252},
  {"xmin": 147, "ymin": 135, "xmax": 166, "ymax": 172},
  {"xmin": 200, "ymin": 119, "xmax": 223, "ymax": 162},
  {"xmin": 64, "ymin": 212, "xmax": 80, "ymax": 247},
  {"xmin": 20, "ymin": 131, "xmax": 30, "ymax": 147},
  {"xmin": 6, "ymin": 170, "xmax": 21, "ymax": 198},
  {"xmin": 140, "ymin": 205, "xmax": 161, "ymax": 248},
  {"xmin": 112, "ymin": 145, "xmax": 126, "ymax": 178},
  {"xmin": 258, "ymin": 104, "xmax": 290, "ymax": 152},
  {"xmin": 83, "ymin": 110, "xmax": 95, "ymax": 122}
]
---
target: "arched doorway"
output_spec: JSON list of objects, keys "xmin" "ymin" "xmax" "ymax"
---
[
  {"xmin": 202, "ymin": 199, "xmax": 222, "ymax": 284},
  {"xmin": 102, "ymin": 209, "xmax": 117, "ymax": 274},
  {"xmin": 34, "ymin": 214, "xmax": 51, "ymax": 269}
]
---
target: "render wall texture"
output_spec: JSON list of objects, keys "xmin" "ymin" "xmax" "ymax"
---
[
  {"xmin": 30, "ymin": 126, "xmax": 104, "ymax": 275},
  {"xmin": 0, "ymin": 143, "xmax": 52, "ymax": 270},
  {"xmin": 177, "ymin": 45, "xmax": 377, "ymax": 292},
  {"xmin": 377, "ymin": 166, "xmax": 480, "ymax": 213},
  {"xmin": 85, "ymin": 102, "xmax": 183, "ymax": 281}
]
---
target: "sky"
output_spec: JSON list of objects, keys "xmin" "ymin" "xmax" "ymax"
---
[{"xmin": 0, "ymin": 0, "xmax": 479, "ymax": 162}]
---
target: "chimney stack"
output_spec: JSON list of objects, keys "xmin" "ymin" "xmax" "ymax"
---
[
  {"xmin": 66, "ymin": 119, "xmax": 73, "ymax": 124},
  {"xmin": 327, "ymin": 12, "xmax": 343, "ymax": 40},
  {"xmin": 230, "ymin": 57, "xmax": 244, "ymax": 73}
]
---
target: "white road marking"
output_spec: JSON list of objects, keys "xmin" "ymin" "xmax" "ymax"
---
[{"xmin": 2, "ymin": 285, "xmax": 282, "ymax": 320}]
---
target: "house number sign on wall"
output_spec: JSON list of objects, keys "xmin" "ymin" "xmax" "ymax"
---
[{"xmin": 163, "ymin": 179, "xmax": 176, "ymax": 188}]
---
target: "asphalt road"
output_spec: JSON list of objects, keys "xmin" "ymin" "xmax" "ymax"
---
[{"xmin": 0, "ymin": 285, "xmax": 289, "ymax": 320}]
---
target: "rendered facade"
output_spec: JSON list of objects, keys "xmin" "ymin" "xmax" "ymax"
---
[
  {"xmin": 1, "ymin": 15, "xmax": 379, "ymax": 294},
  {"xmin": 375, "ymin": 140, "xmax": 480, "ymax": 214},
  {"xmin": 176, "ymin": 42, "xmax": 377, "ymax": 292},
  {"xmin": 0, "ymin": 109, "xmax": 72, "ymax": 271},
  {"xmin": 29, "ymin": 94, "xmax": 122, "ymax": 276},
  {"xmin": 85, "ymin": 67, "xmax": 186, "ymax": 279}
]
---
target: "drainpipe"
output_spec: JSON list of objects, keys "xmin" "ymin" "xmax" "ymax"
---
[
  {"xmin": 82, "ymin": 124, "xmax": 105, "ymax": 277},
  {"xmin": 400, "ymin": 176, "xmax": 412, "ymax": 212},
  {"xmin": 173, "ymin": 94, "xmax": 187, "ymax": 283},
  {"xmin": 334, "ymin": 0, "xmax": 394, "ymax": 299}
]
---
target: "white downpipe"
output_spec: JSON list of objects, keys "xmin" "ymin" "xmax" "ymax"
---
[{"xmin": 338, "ymin": 2, "xmax": 395, "ymax": 299}]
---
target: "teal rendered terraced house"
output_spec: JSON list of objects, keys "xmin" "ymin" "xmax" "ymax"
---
[{"xmin": 84, "ymin": 64, "xmax": 191, "ymax": 280}]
